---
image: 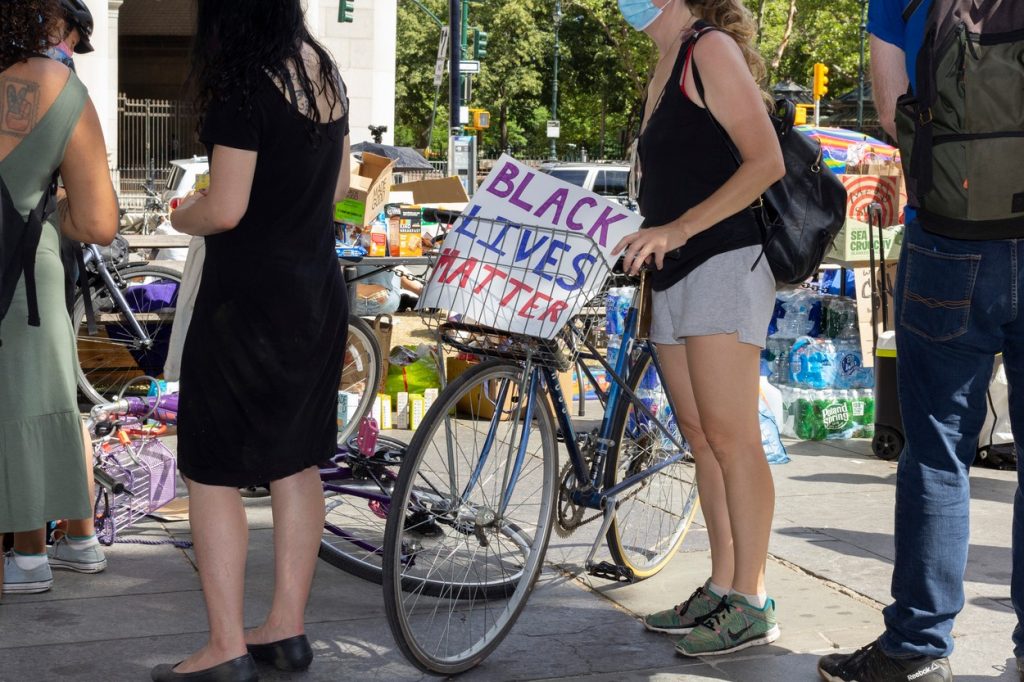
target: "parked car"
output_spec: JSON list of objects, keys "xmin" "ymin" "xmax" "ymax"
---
[
  {"xmin": 538, "ymin": 162, "xmax": 635, "ymax": 210},
  {"xmin": 162, "ymin": 156, "xmax": 209, "ymax": 204}
]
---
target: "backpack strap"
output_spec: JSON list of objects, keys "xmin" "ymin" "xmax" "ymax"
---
[
  {"xmin": 20, "ymin": 173, "xmax": 59, "ymax": 327},
  {"xmin": 902, "ymin": 0, "xmax": 927, "ymax": 23},
  {"xmin": 908, "ymin": 11, "xmax": 940, "ymax": 200}
]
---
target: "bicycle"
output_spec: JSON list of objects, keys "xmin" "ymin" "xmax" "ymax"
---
[
  {"xmin": 73, "ymin": 239, "xmax": 183, "ymax": 403},
  {"xmin": 86, "ymin": 389, "xmax": 180, "ymax": 545},
  {"xmin": 381, "ymin": 217, "xmax": 699, "ymax": 674},
  {"xmin": 72, "ymin": 240, "xmax": 380, "ymax": 444},
  {"xmin": 85, "ymin": 388, "xmax": 432, "ymax": 588}
]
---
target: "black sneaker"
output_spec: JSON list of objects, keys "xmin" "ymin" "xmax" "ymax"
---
[{"xmin": 818, "ymin": 639, "xmax": 951, "ymax": 682}]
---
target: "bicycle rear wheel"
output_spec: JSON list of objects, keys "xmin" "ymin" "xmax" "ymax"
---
[
  {"xmin": 604, "ymin": 349, "xmax": 699, "ymax": 580},
  {"xmin": 338, "ymin": 316, "xmax": 382, "ymax": 444},
  {"xmin": 74, "ymin": 265, "xmax": 182, "ymax": 403},
  {"xmin": 318, "ymin": 435, "xmax": 406, "ymax": 583},
  {"xmin": 383, "ymin": 360, "xmax": 558, "ymax": 675}
]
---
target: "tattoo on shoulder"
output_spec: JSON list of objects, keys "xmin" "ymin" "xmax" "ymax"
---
[{"xmin": 1, "ymin": 77, "xmax": 41, "ymax": 138}]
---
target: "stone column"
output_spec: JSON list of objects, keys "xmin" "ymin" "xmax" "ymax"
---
[
  {"xmin": 313, "ymin": 0, "xmax": 397, "ymax": 146},
  {"xmin": 74, "ymin": 0, "xmax": 122, "ymax": 168}
]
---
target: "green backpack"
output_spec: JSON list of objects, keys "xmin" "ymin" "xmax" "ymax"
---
[{"xmin": 896, "ymin": 0, "xmax": 1024, "ymax": 239}]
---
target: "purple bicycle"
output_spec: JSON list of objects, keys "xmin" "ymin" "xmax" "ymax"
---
[{"xmin": 88, "ymin": 391, "xmax": 510, "ymax": 591}]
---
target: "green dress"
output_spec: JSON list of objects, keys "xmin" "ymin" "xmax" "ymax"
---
[{"xmin": 0, "ymin": 72, "xmax": 90, "ymax": 533}]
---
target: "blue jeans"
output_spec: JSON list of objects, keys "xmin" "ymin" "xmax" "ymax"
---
[{"xmin": 880, "ymin": 221, "xmax": 1024, "ymax": 658}]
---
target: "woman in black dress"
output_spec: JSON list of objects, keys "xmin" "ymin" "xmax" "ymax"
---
[{"xmin": 157, "ymin": 2, "xmax": 349, "ymax": 680}]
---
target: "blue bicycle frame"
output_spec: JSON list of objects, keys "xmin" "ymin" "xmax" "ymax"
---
[{"xmin": 459, "ymin": 293, "xmax": 690, "ymax": 525}]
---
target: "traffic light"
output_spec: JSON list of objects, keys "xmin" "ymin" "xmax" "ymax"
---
[
  {"xmin": 338, "ymin": 0, "xmax": 354, "ymax": 23},
  {"xmin": 813, "ymin": 63, "xmax": 829, "ymax": 101},
  {"xmin": 473, "ymin": 29, "xmax": 488, "ymax": 60},
  {"xmin": 470, "ymin": 109, "xmax": 491, "ymax": 130}
]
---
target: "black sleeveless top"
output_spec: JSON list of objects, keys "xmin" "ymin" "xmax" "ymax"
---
[{"xmin": 638, "ymin": 24, "xmax": 762, "ymax": 291}]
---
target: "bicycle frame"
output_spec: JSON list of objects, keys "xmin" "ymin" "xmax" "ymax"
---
[
  {"xmin": 455, "ymin": 291, "xmax": 689, "ymax": 522},
  {"xmin": 80, "ymin": 244, "xmax": 155, "ymax": 348}
]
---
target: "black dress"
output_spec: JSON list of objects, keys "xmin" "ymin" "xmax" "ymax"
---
[{"xmin": 177, "ymin": 74, "xmax": 349, "ymax": 487}]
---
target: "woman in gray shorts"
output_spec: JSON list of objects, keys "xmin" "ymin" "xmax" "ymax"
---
[{"xmin": 612, "ymin": 0, "xmax": 784, "ymax": 658}]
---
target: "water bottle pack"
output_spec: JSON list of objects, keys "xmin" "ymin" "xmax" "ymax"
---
[
  {"xmin": 605, "ymin": 286, "xmax": 635, "ymax": 369},
  {"xmin": 764, "ymin": 291, "xmax": 874, "ymax": 392},
  {"xmin": 778, "ymin": 387, "xmax": 875, "ymax": 441}
]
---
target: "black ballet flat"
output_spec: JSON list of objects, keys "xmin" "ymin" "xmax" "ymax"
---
[
  {"xmin": 150, "ymin": 654, "xmax": 258, "ymax": 682},
  {"xmin": 246, "ymin": 634, "xmax": 313, "ymax": 672}
]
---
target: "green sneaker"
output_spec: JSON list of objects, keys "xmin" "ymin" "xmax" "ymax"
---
[
  {"xmin": 643, "ymin": 581, "xmax": 727, "ymax": 635},
  {"xmin": 674, "ymin": 594, "xmax": 780, "ymax": 657}
]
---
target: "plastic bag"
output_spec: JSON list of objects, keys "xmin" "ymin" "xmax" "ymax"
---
[
  {"xmin": 385, "ymin": 344, "xmax": 442, "ymax": 402},
  {"xmin": 759, "ymin": 393, "xmax": 790, "ymax": 464}
]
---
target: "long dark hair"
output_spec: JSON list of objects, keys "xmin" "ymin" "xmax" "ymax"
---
[
  {"xmin": 188, "ymin": 0, "xmax": 344, "ymax": 136},
  {"xmin": 1, "ymin": 0, "xmax": 60, "ymax": 72}
]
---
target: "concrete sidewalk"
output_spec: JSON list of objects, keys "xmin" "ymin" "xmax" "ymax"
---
[{"xmin": 1, "ymin": 437, "xmax": 1019, "ymax": 681}]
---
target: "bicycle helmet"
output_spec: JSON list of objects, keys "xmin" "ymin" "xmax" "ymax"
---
[{"xmin": 59, "ymin": 0, "xmax": 94, "ymax": 54}]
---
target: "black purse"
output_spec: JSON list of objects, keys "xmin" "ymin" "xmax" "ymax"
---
[{"xmin": 691, "ymin": 30, "xmax": 848, "ymax": 285}]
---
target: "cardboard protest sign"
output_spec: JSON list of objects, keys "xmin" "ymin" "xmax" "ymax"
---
[{"xmin": 419, "ymin": 155, "xmax": 642, "ymax": 339}]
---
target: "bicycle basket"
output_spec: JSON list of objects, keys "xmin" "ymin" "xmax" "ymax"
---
[
  {"xmin": 93, "ymin": 435, "xmax": 176, "ymax": 544},
  {"xmin": 419, "ymin": 215, "xmax": 612, "ymax": 371}
]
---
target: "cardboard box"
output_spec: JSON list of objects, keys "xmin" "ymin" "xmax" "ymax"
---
[
  {"xmin": 337, "ymin": 391, "xmax": 359, "ymax": 432},
  {"xmin": 410, "ymin": 394, "xmax": 425, "ymax": 430},
  {"xmin": 838, "ymin": 172, "xmax": 907, "ymax": 228},
  {"xmin": 384, "ymin": 204, "xmax": 423, "ymax": 257},
  {"xmin": 827, "ymin": 220, "xmax": 903, "ymax": 264},
  {"xmin": 391, "ymin": 176, "xmax": 470, "ymax": 204},
  {"xmin": 557, "ymin": 363, "xmax": 610, "ymax": 404},
  {"xmin": 424, "ymin": 388, "xmax": 438, "ymax": 413},
  {"xmin": 395, "ymin": 392, "xmax": 409, "ymax": 430},
  {"xmin": 447, "ymin": 358, "xmax": 517, "ymax": 420},
  {"xmin": 378, "ymin": 393, "xmax": 393, "ymax": 430},
  {"xmin": 335, "ymin": 152, "xmax": 396, "ymax": 227},
  {"xmin": 851, "ymin": 265, "xmax": 896, "ymax": 368}
]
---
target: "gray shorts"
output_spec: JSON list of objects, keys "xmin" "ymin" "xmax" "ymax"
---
[{"xmin": 649, "ymin": 245, "xmax": 776, "ymax": 349}]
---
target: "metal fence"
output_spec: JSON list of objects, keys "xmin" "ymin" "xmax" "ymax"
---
[{"xmin": 117, "ymin": 95, "xmax": 204, "ymax": 210}]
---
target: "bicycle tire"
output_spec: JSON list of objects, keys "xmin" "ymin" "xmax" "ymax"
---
[
  {"xmin": 603, "ymin": 349, "xmax": 699, "ymax": 580},
  {"xmin": 74, "ymin": 264, "xmax": 182, "ymax": 404},
  {"xmin": 383, "ymin": 360, "xmax": 558, "ymax": 675},
  {"xmin": 338, "ymin": 315, "xmax": 382, "ymax": 445},
  {"xmin": 318, "ymin": 434, "xmax": 406, "ymax": 583}
]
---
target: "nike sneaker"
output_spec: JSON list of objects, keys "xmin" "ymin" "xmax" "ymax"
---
[
  {"xmin": 644, "ymin": 580, "xmax": 727, "ymax": 635},
  {"xmin": 675, "ymin": 593, "xmax": 780, "ymax": 657},
  {"xmin": 818, "ymin": 639, "xmax": 951, "ymax": 681}
]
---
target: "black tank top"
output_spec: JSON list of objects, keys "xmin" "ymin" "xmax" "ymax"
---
[{"xmin": 638, "ymin": 24, "xmax": 762, "ymax": 291}]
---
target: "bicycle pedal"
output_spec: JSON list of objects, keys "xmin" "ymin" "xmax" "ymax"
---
[{"xmin": 587, "ymin": 561, "xmax": 636, "ymax": 583}]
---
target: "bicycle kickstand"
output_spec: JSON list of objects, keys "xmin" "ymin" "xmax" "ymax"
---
[{"xmin": 584, "ymin": 495, "xmax": 636, "ymax": 583}]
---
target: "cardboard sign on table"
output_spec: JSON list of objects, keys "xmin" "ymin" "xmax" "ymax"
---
[{"xmin": 419, "ymin": 154, "xmax": 642, "ymax": 340}]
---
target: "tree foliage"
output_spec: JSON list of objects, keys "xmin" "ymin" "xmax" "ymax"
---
[{"xmin": 394, "ymin": 0, "xmax": 871, "ymax": 159}]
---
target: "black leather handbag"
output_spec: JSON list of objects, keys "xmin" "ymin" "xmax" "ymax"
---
[{"xmin": 691, "ymin": 28, "xmax": 848, "ymax": 285}]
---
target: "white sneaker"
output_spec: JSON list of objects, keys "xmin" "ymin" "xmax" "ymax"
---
[
  {"xmin": 2, "ymin": 552, "xmax": 54, "ymax": 594},
  {"xmin": 48, "ymin": 537, "xmax": 107, "ymax": 574}
]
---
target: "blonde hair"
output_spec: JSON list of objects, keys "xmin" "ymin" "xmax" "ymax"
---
[{"xmin": 686, "ymin": 0, "xmax": 773, "ymax": 108}]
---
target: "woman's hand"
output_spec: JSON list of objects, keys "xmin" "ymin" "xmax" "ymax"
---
[
  {"xmin": 172, "ymin": 190, "xmax": 205, "ymax": 214},
  {"xmin": 612, "ymin": 221, "xmax": 692, "ymax": 275}
]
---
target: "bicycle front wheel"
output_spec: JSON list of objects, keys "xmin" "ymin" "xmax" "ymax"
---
[
  {"xmin": 604, "ymin": 349, "xmax": 699, "ymax": 580},
  {"xmin": 337, "ymin": 315, "xmax": 382, "ymax": 444},
  {"xmin": 383, "ymin": 360, "xmax": 558, "ymax": 675},
  {"xmin": 74, "ymin": 265, "xmax": 182, "ymax": 403}
]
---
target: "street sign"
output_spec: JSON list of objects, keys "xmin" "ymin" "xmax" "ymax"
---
[
  {"xmin": 434, "ymin": 26, "xmax": 450, "ymax": 88},
  {"xmin": 460, "ymin": 60, "xmax": 481, "ymax": 74},
  {"xmin": 546, "ymin": 120, "xmax": 560, "ymax": 139}
]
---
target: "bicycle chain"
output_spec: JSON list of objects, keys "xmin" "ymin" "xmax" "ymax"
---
[{"xmin": 554, "ymin": 444, "xmax": 654, "ymax": 538}]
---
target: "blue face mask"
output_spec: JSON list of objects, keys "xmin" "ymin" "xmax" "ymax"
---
[{"xmin": 618, "ymin": 0, "xmax": 669, "ymax": 31}]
